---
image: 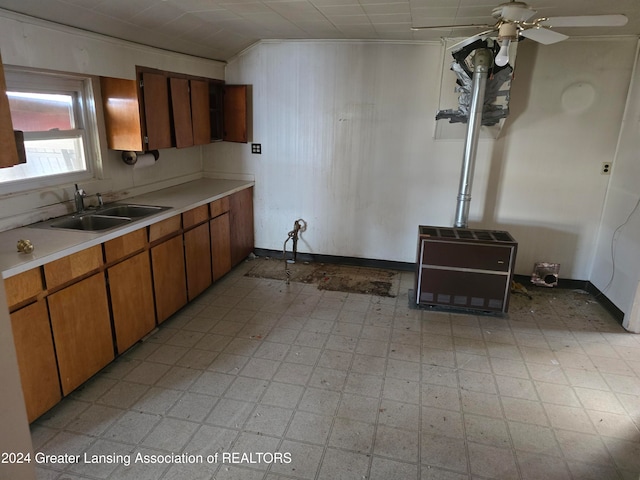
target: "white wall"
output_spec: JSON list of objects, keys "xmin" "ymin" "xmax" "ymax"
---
[
  {"xmin": 591, "ymin": 42, "xmax": 640, "ymax": 332},
  {"xmin": 0, "ymin": 9, "xmax": 225, "ymax": 230},
  {"xmin": 205, "ymin": 38, "xmax": 637, "ymax": 281}
]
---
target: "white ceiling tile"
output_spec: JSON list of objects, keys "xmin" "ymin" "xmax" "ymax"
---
[
  {"xmin": 93, "ymin": 0, "xmax": 157, "ymax": 20},
  {"xmin": 369, "ymin": 12, "xmax": 412, "ymax": 23},
  {"xmin": 0, "ymin": 0, "xmax": 638, "ymax": 60},
  {"xmin": 317, "ymin": 5, "xmax": 366, "ymax": 16},
  {"xmin": 362, "ymin": 3, "xmax": 410, "ymax": 15},
  {"xmin": 221, "ymin": 2, "xmax": 274, "ymax": 15},
  {"xmin": 308, "ymin": 0, "xmax": 360, "ymax": 5},
  {"xmin": 329, "ymin": 15, "xmax": 372, "ymax": 26},
  {"xmin": 129, "ymin": 2, "xmax": 186, "ymax": 28}
]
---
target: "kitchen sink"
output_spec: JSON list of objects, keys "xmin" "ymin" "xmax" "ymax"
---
[
  {"xmin": 97, "ymin": 204, "xmax": 169, "ymax": 218},
  {"xmin": 50, "ymin": 215, "xmax": 132, "ymax": 231},
  {"xmin": 30, "ymin": 203, "xmax": 172, "ymax": 232}
]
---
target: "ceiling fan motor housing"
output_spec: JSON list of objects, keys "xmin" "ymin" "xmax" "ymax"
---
[
  {"xmin": 498, "ymin": 23, "xmax": 519, "ymax": 40},
  {"xmin": 493, "ymin": 2, "xmax": 536, "ymax": 22}
]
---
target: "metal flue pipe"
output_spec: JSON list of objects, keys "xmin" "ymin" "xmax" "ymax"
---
[{"xmin": 454, "ymin": 48, "xmax": 493, "ymax": 228}]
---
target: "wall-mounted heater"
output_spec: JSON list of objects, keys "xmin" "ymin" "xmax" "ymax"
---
[{"xmin": 415, "ymin": 226, "xmax": 517, "ymax": 313}]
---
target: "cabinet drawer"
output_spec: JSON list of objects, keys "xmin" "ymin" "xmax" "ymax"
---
[
  {"xmin": 209, "ymin": 196, "xmax": 230, "ymax": 218},
  {"xmin": 104, "ymin": 228, "xmax": 147, "ymax": 264},
  {"xmin": 420, "ymin": 240, "xmax": 513, "ymax": 272},
  {"xmin": 183, "ymin": 204, "xmax": 209, "ymax": 229},
  {"xmin": 4, "ymin": 267, "xmax": 43, "ymax": 310},
  {"xmin": 44, "ymin": 245, "xmax": 103, "ymax": 290},
  {"xmin": 148, "ymin": 215, "xmax": 181, "ymax": 242}
]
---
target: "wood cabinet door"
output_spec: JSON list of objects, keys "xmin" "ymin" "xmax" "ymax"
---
[
  {"xmin": 170, "ymin": 77, "xmax": 194, "ymax": 149},
  {"xmin": 108, "ymin": 252, "xmax": 156, "ymax": 354},
  {"xmin": 0, "ymin": 52, "xmax": 20, "ymax": 168},
  {"xmin": 184, "ymin": 223, "xmax": 212, "ymax": 300},
  {"xmin": 151, "ymin": 235, "xmax": 187, "ymax": 323},
  {"xmin": 209, "ymin": 81, "xmax": 224, "ymax": 141},
  {"xmin": 48, "ymin": 273, "xmax": 114, "ymax": 395},
  {"xmin": 229, "ymin": 187, "xmax": 254, "ymax": 266},
  {"xmin": 100, "ymin": 77, "xmax": 143, "ymax": 151},
  {"xmin": 210, "ymin": 212, "xmax": 232, "ymax": 281},
  {"xmin": 223, "ymin": 85, "xmax": 248, "ymax": 143},
  {"xmin": 141, "ymin": 71, "xmax": 172, "ymax": 150},
  {"xmin": 10, "ymin": 300, "xmax": 61, "ymax": 422},
  {"xmin": 190, "ymin": 79, "xmax": 211, "ymax": 145}
]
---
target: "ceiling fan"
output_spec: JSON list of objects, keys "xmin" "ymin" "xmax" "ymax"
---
[{"xmin": 411, "ymin": 0, "xmax": 628, "ymax": 66}]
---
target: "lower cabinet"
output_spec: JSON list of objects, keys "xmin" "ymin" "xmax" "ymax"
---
[
  {"xmin": 48, "ymin": 273, "xmax": 114, "ymax": 395},
  {"xmin": 151, "ymin": 235, "xmax": 188, "ymax": 323},
  {"xmin": 184, "ymin": 222, "xmax": 213, "ymax": 300},
  {"xmin": 4, "ymin": 186, "xmax": 255, "ymax": 421},
  {"xmin": 108, "ymin": 251, "xmax": 156, "ymax": 354},
  {"xmin": 229, "ymin": 187, "xmax": 254, "ymax": 266},
  {"xmin": 10, "ymin": 300, "xmax": 61, "ymax": 423},
  {"xmin": 210, "ymin": 212, "xmax": 232, "ymax": 281}
]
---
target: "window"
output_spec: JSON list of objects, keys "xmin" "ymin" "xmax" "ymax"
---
[{"xmin": 0, "ymin": 68, "xmax": 100, "ymax": 192}]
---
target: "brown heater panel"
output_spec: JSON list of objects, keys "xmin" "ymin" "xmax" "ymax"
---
[{"xmin": 415, "ymin": 226, "xmax": 517, "ymax": 313}]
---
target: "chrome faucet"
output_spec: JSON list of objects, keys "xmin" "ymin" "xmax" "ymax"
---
[{"xmin": 74, "ymin": 184, "xmax": 87, "ymax": 213}]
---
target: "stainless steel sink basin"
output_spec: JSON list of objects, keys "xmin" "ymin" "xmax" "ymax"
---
[
  {"xmin": 30, "ymin": 203, "xmax": 172, "ymax": 232},
  {"xmin": 97, "ymin": 204, "xmax": 169, "ymax": 218},
  {"xmin": 49, "ymin": 215, "xmax": 131, "ymax": 231}
]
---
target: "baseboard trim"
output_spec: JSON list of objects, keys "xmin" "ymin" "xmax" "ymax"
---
[
  {"xmin": 584, "ymin": 283, "xmax": 625, "ymax": 325},
  {"xmin": 252, "ymin": 250, "xmax": 625, "ymax": 324},
  {"xmin": 253, "ymin": 249, "xmax": 415, "ymax": 271},
  {"xmin": 512, "ymin": 274, "xmax": 588, "ymax": 291}
]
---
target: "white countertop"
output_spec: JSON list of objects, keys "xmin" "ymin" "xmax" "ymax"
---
[{"xmin": 0, "ymin": 178, "xmax": 254, "ymax": 279}]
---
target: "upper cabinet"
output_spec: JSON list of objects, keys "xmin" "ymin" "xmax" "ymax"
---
[
  {"xmin": 169, "ymin": 77, "xmax": 211, "ymax": 149},
  {"xmin": 210, "ymin": 82, "xmax": 249, "ymax": 143},
  {"xmin": 223, "ymin": 85, "xmax": 248, "ymax": 143},
  {"xmin": 190, "ymin": 79, "xmax": 212, "ymax": 146},
  {"xmin": 140, "ymin": 70, "xmax": 173, "ymax": 150},
  {"xmin": 100, "ymin": 68, "xmax": 182, "ymax": 151},
  {"xmin": 101, "ymin": 66, "xmax": 248, "ymax": 151},
  {"xmin": 0, "ymin": 52, "xmax": 20, "ymax": 168}
]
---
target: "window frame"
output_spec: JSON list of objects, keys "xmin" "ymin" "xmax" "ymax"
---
[{"xmin": 1, "ymin": 66, "xmax": 102, "ymax": 194}]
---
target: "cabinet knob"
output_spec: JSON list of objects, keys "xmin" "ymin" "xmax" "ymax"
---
[{"xmin": 17, "ymin": 239, "xmax": 34, "ymax": 254}]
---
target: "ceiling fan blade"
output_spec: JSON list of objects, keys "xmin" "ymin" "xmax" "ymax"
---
[
  {"xmin": 448, "ymin": 30, "xmax": 497, "ymax": 50},
  {"xmin": 540, "ymin": 14, "xmax": 628, "ymax": 28},
  {"xmin": 520, "ymin": 27, "xmax": 569, "ymax": 45},
  {"xmin": 411, "ymin": 24, "xmax": 492, "ymax": 31}
]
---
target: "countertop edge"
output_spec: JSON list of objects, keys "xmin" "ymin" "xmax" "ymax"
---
[{"xmin": 1, "ymin": 179, "xmax": 254, "ymax": 279}]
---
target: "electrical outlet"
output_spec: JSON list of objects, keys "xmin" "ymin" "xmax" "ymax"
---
[
  {"xmin": 601, "ymin": 162, "xmax": 612, "ymax": 175},
  {"xmin": 251, "ymin": 143, "xmax": 261, "ymax": 154}
]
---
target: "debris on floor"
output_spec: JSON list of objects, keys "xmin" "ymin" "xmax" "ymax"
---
[{"xmin": 244, "ymin": 256, "xmax": 400, "ymax": 297}]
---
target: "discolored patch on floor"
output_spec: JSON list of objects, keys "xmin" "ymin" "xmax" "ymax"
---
[{"xmin": 244, "ymin": 257, "xmax": 399, "ymax": 297}]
